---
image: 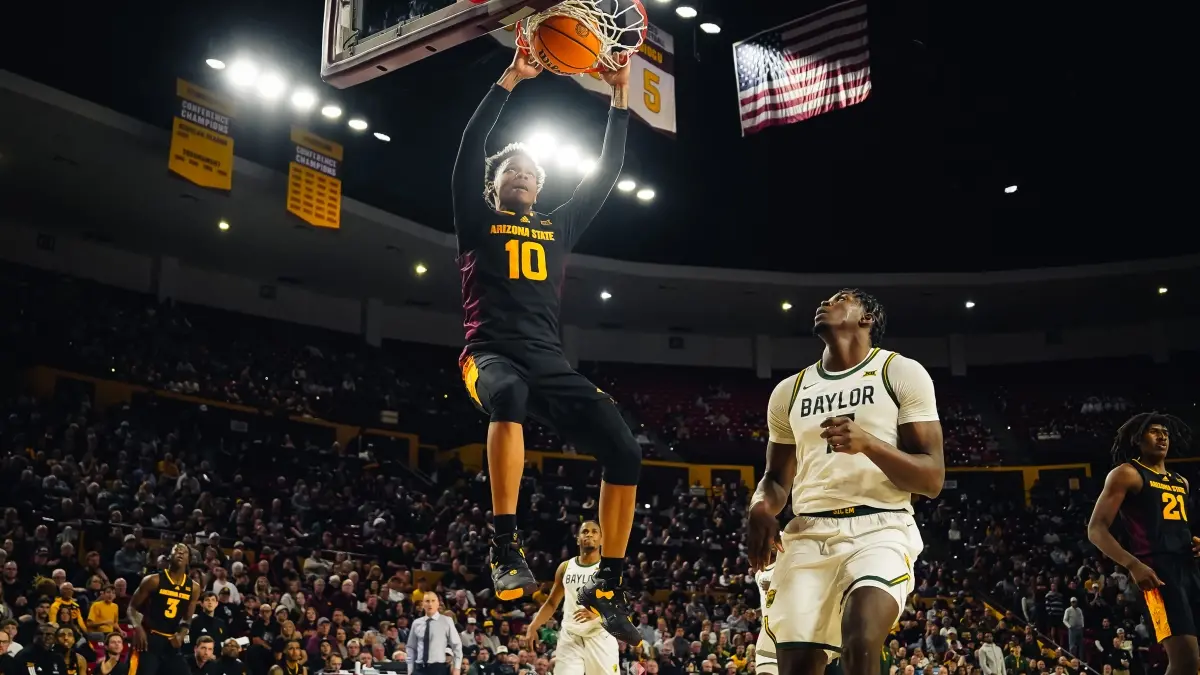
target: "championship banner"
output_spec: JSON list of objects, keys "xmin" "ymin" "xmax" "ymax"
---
[
  {"xmin": 168, "ymin": 79, "xmax": 235, "ymax": 190},
  {"xmin": 286, "ymin": 127, "xmax": 343, "ymax": 230},
  {"xmin": 493, "ymin": 23, "xmax": 677, "ymax": 135}
]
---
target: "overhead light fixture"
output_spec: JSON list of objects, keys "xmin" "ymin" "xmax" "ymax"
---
[
  {"xmin": 577, "ymin": 157, "xmax": 597, "ymax": 175},
  {"xmin": 781, "ymin": 301, "xmax": 792, "ymax": 311},
  {"xmin": 616, "ymin": 179, "xmax": 636, "ymax": 192},
  {"xmin": 205, "ymin": 58, "xmax": 227, "ymax": 70},
  {"xmin": 414, "ymin": 263, "xmax": 428, "ymax": 276},
  {"xmin": 256, "ymin": 74, "xmax": 287, "ymax": 100},
  {"xmin": 557, "ymin": 145, "xmax": 580, "ymax": 168},
  {"xmin": 600, "ymin": 290, "xmax": 612, "ymax": 300},
  {"xmin": 218, "ymin": 220, "xmax": 230, "ymax": 232},
  {"xmin": 965, "ymin": 300, "xmax": 976, "ymax": 309},
  {"xmin": 636, "ymin": 188, "xmax": 655, "ymax": 201},
  {"xmin": 348, "ymin": 118, "xmax": 368, "ymax": 131},
  {"xmin": 526, "ymin": 131, "xmax": 557, "ymax": 160},
  {"xmin": 1004, "ymin": 185, "xmax": 1018, "ymax": 194},
  {"xmin": 228, "ymin": 61, "xmax": 259, "ymax": 88},
  {"xmin": 1158, "ymin": 286, "xmax": 1169, "ymax": 295},
  {"xmin": 373, "ymin": 132, "xmax": 392, "ymax": 142},
  {"xmin": 699, "ymin": 22, "xmax": 721, "ymax": 34},
  {"xmin": 675, "ymin": 5, "xmax": 698, "ymax": 18},
  {"xmin": 321, "ymin": 105, "xmax": 343, "ymax": 119},
  {"xmin": 291, "ymin": 89, "xmax": 317, "ymax": 110}
]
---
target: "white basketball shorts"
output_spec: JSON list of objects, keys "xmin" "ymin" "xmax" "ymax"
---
[
  {"xmin": 554, "ymin": 628, "xmax": 619, "ymax": 675},
  {"xmin": 763, "ymin": 509, "xmax": 922, "ymax": 657}
]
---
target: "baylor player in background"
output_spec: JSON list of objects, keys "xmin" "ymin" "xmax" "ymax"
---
[
  {"xmin": 128, "ymin": 544, "xmax": 201, "ymax": 675},
  {"xmin": 1088, "ymin": 412, "xmax": 1197, "ymax": 675}
]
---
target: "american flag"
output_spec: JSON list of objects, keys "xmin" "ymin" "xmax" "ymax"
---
[{"xmin": 732, "ymin": 0, "xmax": 871, "ymax": 135}]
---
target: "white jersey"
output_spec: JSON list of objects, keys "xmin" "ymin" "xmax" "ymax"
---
[
  {"xmin": 561, "ymin": 557, "xmax": 605, "ymax": 637},
  {"xmin": 766, "ymin": 348, "xmax": 938, "ymax": 514}
]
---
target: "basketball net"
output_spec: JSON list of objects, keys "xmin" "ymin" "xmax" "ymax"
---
[{"xmin": 515, "ymin": 0, "xmax": 648, "ymax": 73}]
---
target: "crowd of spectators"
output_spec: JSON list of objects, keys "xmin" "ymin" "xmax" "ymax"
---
[{"xmin": 3, "ymin": 261, "xmax": 1197, "ymax": 675}]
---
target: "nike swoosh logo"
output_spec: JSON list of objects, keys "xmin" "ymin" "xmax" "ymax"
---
[{"xmin": 802, "ymin": 383, "xmax": 818, "ymax": 390}]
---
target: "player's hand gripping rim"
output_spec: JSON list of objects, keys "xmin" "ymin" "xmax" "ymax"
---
[
  {"xmin": 1128, "ymin": 560, "xmax": 1166, "ymax": 591},
  {"xmin": 747, "ymin": 502, "xmax": 783, "ymax": 572},
  {"xmin": 1193, "ymin": 536, "xmax": 1200, "ymax": 558}
]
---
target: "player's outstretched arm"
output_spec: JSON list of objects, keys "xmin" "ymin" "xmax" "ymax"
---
[
  {"xmin": 559, "ymin": 61, "xmax": 631, "ymax": 247},
  {"xmin": 451, "ymin": 49, "xmax": 541, "ymax": 226},
  {"xmin": 524, "ymin": 561, "xmax": 568, "ymax": 646},
  {"xmin": 127, "ymin": 573, "xmax": 160, "ymax": 651},
  {"xmin": 1088, "ymin": 464, "xmax": 1163, "ymax": 590}
]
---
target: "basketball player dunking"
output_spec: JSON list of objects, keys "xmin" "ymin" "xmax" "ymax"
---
[
  {"xmin": 525, "ymin": 521, "xmax": 619, "ymax": 675},
  {"xmin": 1088, "ymin": 413, "xmax": 1198, "ymax": 675},
  {"xmin": 128, "ymin": 544, "xmax": 201, "ymax": 675},
  {"xmin": 748, "ymin": 289, "xmax": 944, "ymax": 675},
  {"xmin": 451, "ymin": 45, "xmax": 640, "ymax": 644}
]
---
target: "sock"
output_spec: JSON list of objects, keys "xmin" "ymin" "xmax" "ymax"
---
[
  {"xmin": 493, "ymin": 514, "xmax": 518, "ymax": 540},
  {"xmin": 598, "ymin": 556, "xmax": 623, "ymax": 582}
]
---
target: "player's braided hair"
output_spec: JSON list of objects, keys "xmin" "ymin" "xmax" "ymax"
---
[
  {"xmin": 483, "ymin": 143, "xmax": 546, "ymax": 209},
  {"xmin": 839, "ymin": 288, "xmax": 887, "ymax": 346},
  {"xmin": 1110, "ymin": 411, "xmax": 1192, "ymax": 465}
]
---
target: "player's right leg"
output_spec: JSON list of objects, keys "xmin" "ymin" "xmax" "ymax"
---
[
  {"xmin": 583, "ymin": 632, "xmax": 620, "ymax": 675},
  {"xmin": 552, "ymin": 632, "xmax": 586, "ymax": 675},
  {"xmin": 769, "ymin": 526, "xmax": 841, "ymax": 675},
  {"xmin": 459, "ymin": 352, "xmax": 537, "ymax": 601}
]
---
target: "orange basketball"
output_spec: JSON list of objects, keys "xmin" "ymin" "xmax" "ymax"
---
[{"xmin": 531, "ymin": 14, "xmax": 602, "ymax": 75}]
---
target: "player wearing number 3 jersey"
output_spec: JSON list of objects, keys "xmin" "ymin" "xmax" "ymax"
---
[{"xmin": 449, "ymin": 46, "xmax": 642, "ymax": 646}]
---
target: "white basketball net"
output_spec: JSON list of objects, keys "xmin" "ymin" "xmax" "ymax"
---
[{"xmin": 517, "ymin": 0, "xmax": 648, "ymax": 73}]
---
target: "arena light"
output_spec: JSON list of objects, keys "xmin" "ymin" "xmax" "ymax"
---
[
  {"xmin": 321, "ymin": 105, "xmax": 343, "ymax": 119},
  {"xmin": 291, "ymin": 89, "xmax": 317, "ymax": 111},
  {"xmin": 557, "ymin": 145, "xmax": 580, "ymax": 169},
  {"xmin": 526, "ymin": 132, "xmax": 557, "ymax": 161},
  {"xmin": 374, "ymin": 132, "xmax": 392, "ymax": 142},
  {"xmin": 675, "ymin": 5, "xmax": 698, "ymax": 18},
  {"xmin": 256, "ymin": 73, "xmax": 287, "ymax": 100},
  {"xmin": 228, "ymin": 61, "xmax": 259, "ymax": 88},
  {"xmin": 781, "ymin": 301, "xmax": 792, "ymax": 311},
  {"xmin": 348, "ymin": 118, "xmax": 369, "ymax": 131},
  {"xmin": 600, "ymin": 290, "xmax": 612, "ymax": 301},
  {"xmin": 1158, "ymin": 286, "xmax": 1169, "ymax": 295},
  {"xmin": 577, "ymin": 157, "xmax": 597, "ymax": 175},
  {"xmin": 414, "ymin": 263, "xmax": 428, "ymax": 276},
  {"xmin": 1004, "ymin": 185, "xmax": 1018, "ymax": 194},
  {"xmin": 218, "ymin": 220, "xmax": 231, "ymax": 232},
  {"xmin": 206, "ymin": 58, "xmax": 227, "ymax": 70},
  {"xmin": 699, "ymin": 22, "xmax": 721, "ymax": 34},
  {"xmin": 636, "ymin": 188, "xmax": 655, "ymax": 201},
  {"xmin": 965, "ymin": 300, "xmax": 976, "ymax": 309},
  {"xmin": 616, "ymin": 178, "xmax": 636, "ymax": 192}
]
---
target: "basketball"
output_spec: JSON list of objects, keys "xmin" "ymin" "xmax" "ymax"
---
[{"xmin": 531, "ymin": 14, "xmax": 603, "ymax": 75}]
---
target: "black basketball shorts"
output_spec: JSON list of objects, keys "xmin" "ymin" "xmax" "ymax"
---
[
  {"xmin": 458, "ymin": 346, "xmax": 611, "ymax": 427},
  {"xmin": 130, "ymin": 633, "xmax": 189, "ymax": 675},
  {"xmin": 1141, "ymin": 555, "xmax": 1200, "ymax": 642}
]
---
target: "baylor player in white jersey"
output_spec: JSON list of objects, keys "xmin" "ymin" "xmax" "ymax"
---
[
  {"xmin": 525, "ymin": 521, "xmax": 620, "ymax": 675},
  {"xmin": 755, "ymin": 551, "xmax": 778, "ymax": 675},
  {"xmin": 748, "ymin": 289, "xmax": 944, "ymax": 675}
]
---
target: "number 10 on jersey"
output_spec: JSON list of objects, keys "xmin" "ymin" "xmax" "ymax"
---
[{"xmin": 505, "ymin": 240, "xmax": 547, "ymax": 281}]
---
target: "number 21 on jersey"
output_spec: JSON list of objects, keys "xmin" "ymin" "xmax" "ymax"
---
[
  {"xmin": 505, "ymin": 240, "xmax": 547, "ymax": 281},
  {"xmin": 1162, "ymin": 492, "xmax": 1188, "ymax": 521}
]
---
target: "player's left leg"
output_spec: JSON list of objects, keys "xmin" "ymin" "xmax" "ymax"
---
[
  {"xmin": 532, "ymin": 365, "xmax": 641, "ymax": 644},
  {"xmin": 583, "ymin": 632, "xmax": 620, "ymax": 675},
  {"xmin": 835, "ymin": 513, "xmax": 921, "ymax": 675}
]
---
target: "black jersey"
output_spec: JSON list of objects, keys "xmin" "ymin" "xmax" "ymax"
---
[
  {"xmin": 146, "ymin": 570, "xmax": 195, "ymax": 634},
  {"xmin": 452, "ymin": 84, "xmax": 628, "ymax": 356},
  {"xmin": 1119, "ymin": 459, "xmax": 1193, "ymax": 560}
]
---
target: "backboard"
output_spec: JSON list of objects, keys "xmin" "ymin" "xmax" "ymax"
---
[{"xmin": 322, "ymin": 0, "xmax": 562, "ymax": 88}]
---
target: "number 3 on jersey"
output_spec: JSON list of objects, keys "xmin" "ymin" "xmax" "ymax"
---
[
  {"xmin": 505, "ymin": 240, "xmax": 547, "ymax": 281},
  {"xmin": 825, "ymin": 412, "xmax": 856, "ymax": 454},
  {"xmin": 164, "ymin": 598, "xmax": 179, "ymax": 618},
  {"xmin": 1163, "ymin": 492, "xmax": 1188, "ymax": 521}
]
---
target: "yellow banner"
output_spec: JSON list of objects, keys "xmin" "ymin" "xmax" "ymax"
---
[
  {"xmin": 168, "ymin": 78, "xmax": 235, "ymax": 191},
  {"xmin": 287, "ymin": 126, "xmax": 342, "ymax": 229}
]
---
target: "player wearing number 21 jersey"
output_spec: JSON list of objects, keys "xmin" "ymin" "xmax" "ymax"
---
[
  {"xmin": 449, "ymin": 48, "xmax": 642, "ymax": 646},
  {"xmin": 749, "ymin": 289, "xmax": 944, "ymax": 675}
]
